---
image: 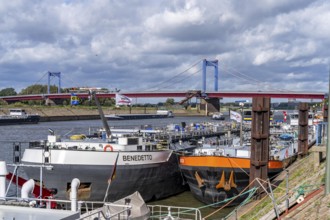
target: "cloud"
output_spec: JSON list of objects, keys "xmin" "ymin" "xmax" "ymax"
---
[{"xmin": 0, "ymin": 0, "xmax": 328, "ymax": 98}]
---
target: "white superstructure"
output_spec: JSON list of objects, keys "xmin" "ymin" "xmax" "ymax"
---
[{"xmin": 288, "ymin": 112, "xmax": 314, "ymax": 126}]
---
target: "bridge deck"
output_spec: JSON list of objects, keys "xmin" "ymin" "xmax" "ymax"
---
[{"xmin": 0, "ymin": 91, "xmax": 325, "ymax": 102}]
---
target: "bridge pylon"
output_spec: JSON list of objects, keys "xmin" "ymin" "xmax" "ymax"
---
[
  {"xmin": 47, "ymin": 72, "xmax": 61, "ymax": 94},
  {"xmin": 202, "ymin": 59, "xmax": 219, "ymax": 114},
  {"xmin": 202, "ymin": 59, "xmax": 218, "ymax": 92}
]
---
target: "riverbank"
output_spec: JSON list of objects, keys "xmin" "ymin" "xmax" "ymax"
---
[
  {"xmin": 225, "ymin": 145, "xmax": 329, "ymax": 220},
  {"xmin": 0, "ymin": 106, "xmax": 207, "ymax": 122}
]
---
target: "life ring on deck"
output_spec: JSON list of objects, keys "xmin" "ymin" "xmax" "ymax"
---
[{"xmin": 104, "ymin": 144, "xmax": 113, "ymax": 151}]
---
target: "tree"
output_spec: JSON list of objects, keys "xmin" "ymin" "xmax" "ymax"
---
[
  {"xmin": 165, "ymin": 98, "xmax": 175, "ymax": 106},
  {"xmin": 0, "ymin": 88, "xmax": 17, "ymax": 96},
  {"xmin": 19, "ymin": 84, "xmax": 62, "ymax": 95}
]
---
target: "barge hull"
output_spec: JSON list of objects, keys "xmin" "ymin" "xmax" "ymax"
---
[
  {"xmin": 0, "ymin": 115, "xmax": 40, "ymax": 125},
  {"xmin": 179, "ymin": 163, "xmax": 283, "ymax": 207},
  {"xmin": 105, "ymin": 114, "xmax": 173, "ymax": 120},
  {"xmin": 22, "ymin": 154, "xmax": 187, "ymax": 202}
]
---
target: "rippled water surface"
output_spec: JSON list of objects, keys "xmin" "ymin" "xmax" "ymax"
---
[{"xmin": 0, "ymin": 116, "xmax": 234, "ymax": 219}]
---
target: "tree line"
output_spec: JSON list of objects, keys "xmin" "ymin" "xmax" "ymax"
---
[
  {"xmin": 0, "ymin": 85, "xmax": 176, "ymax": 107},
  {"xmin": 0, "ymin": 85, "xmax": 60, "ymax": 96}
]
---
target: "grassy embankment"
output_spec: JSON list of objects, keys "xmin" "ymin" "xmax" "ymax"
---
[
  {"xmin": 229, "ymin": 150, "xmax": 326, "ymax": 219},
  {"xmin": 0, "ymin": 104, "xmax": 204, "ymax": 117}
]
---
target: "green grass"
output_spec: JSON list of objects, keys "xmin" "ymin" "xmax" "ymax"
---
[{"xmin": 239, "ymin": 155, "xmax": 323, "ymax": 219}]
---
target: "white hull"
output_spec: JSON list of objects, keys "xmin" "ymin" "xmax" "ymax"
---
[
  {"xmin": 21, "ymin": 148, "xmax": 187, "ymax": 202},
  {"xmin": 22, "ymin": 148, "xmax": 172, "ymax": 166}
]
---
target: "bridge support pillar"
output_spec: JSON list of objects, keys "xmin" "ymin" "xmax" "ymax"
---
[
  {"xmin": 249, "ymin": 97, "xmax": 270, "ymax": 198},
  {"xmin": 298, "ymin": 102, "xmax": 309, "ymax": 157},
  {"xmin": 200, "ymin": 98, "xmax": 220, "ymax": 115},
  {"xmin": 45, "ymin": 98, "xmax": 56, "ymax": 106}
]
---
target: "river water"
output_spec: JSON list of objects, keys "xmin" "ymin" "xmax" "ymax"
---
[{"xmin": 0, "ymin": 116, "xmax": 234, "ymax": 219}]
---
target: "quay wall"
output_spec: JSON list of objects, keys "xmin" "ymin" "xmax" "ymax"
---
[{"xmin": 40, "ymin": 115, "xmax": 101, "ymax": 122}]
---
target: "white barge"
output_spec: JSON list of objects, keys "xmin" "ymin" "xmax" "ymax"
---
[{"xmin": 21, "ymin": 134, "xmax": 187, "ymax": 203}]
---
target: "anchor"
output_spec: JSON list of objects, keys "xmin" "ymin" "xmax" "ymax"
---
[
  {"xmin": 194, "ymin": 171, "xmax": 207, "ymax": 197},
  {"xmin": 194, "ymin": 171, "xmax": 205, "ymax": 188},
  {"xmin": 216, "ymin": 170, "xmax": 237, "ymax": 191}
]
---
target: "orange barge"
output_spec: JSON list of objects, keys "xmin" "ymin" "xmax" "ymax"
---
[{"xmin": 179, "ymin": 142, "xmax": 297, "ymax": 207}]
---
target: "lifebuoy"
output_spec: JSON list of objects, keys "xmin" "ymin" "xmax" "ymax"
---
[{"xmin": 104, "ymin": 144, "xmax": 113, "ymax": 151}]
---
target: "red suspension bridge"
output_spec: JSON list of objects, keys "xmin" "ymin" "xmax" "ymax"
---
[
  {"xmin": 0, "ymin": 90, "xmax": 325, "ymax": 103},
  {"xmin": 0, "ymin": 59, "xmax": 326, "ymax": 103}
]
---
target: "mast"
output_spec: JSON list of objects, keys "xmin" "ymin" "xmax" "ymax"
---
[{"xmin": 91, "ymin": 90, "xmax": 111, "ymax": 138}]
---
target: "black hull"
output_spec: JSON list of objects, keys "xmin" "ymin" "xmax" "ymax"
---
[
  {"xmin": 180, "ymin": 165, "xmax": 282, "ymax": 207},
  {"xmin": 0, "ymin": 115, "xmax": 40, "ymax": 126},
  {"xmin": 23, "ymin": 154, "xmax": 187, "ymax": 202},
  {"xmin": 106, "ymin": 114, "xmax": 173, "ymax": 120}
]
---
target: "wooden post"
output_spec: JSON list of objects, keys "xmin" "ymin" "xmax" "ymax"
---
[
  {"xmin": 298, "ymin": 102, "xmax": 309, "ymax": 157},
  {"xmin": 249, "ymin": 97, "xmax": 270, "ymax": 198}
]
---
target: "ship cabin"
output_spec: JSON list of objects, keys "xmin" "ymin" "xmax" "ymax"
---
[
  {"xmin": 288, "ymin": 112, "xmax": 314, "ymax": 126},
  {"xmin": 242, "ymin": 110, "xmax": 273, "ymax": 122},
  {"xmin": 43, "ymin": 134, "xmax": 167, "ymax": 152},
  {"xmin": 9, "ymin": 109, "xmax": 28, "ymax": 116}
]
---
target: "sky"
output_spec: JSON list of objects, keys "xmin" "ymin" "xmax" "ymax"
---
[{"xmin": 0, "ymin": 0, "xmax": 330, "ymax": 100}]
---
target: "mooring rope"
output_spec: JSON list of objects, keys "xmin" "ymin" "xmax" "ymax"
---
[
  {"xmin": 149, "ymin": 187, "xmax": 258, "ymax": 219},
  {"xmin": 203, "ymin": 178, "xmax": 258, "ymax": 219},
  {"xmin": 224, "ymin": 187, "xmax": 259, "ymax": 219}
]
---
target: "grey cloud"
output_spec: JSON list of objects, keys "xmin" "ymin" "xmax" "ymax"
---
[{"xmin": 0, "ymin": 0, "xmax": 329, "ymax": 96}]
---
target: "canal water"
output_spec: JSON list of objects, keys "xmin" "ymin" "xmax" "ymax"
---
[{"xmin": 0, "ymin": 116, "xmax": 234, "ymax": 219}]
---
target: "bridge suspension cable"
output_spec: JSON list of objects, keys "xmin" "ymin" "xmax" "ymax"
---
[
  {"xmin": 221, "ymin": 65, "xmax": 291, "ymax": 92},
  {"xmin": 60, "ymin": 73, "xmax": 81, "ymax": 90},
  {"xmin": 150, "ymin": 68, "xmax": 202, "ymax": 91},
  {"xmin": 23, "ymin": 72, "xmax": 48, "ymax": 94},
  {"xmin": 144, "ymin": 58, "xmax": 203, "ymax": 92},
  {"xmin": 32, "ymin": 72, "xmax": 48, "ymax": 86}
]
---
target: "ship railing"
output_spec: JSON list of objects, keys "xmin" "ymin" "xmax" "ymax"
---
[
  {"xmin": 78, "ymin": 201, "xmax": 132, "ymax": 220},
  {"xmin": 148, "ymin": 205, "xmax": 202, "ymax": 220},
  {"xmin": 0, "ymin": 195, "xmax": 133, "ymax": 220},
  {"xmin": 0, "ymin": 196, "xmax": 78, "ymax": 209},
  {"xmin": 0, "ymin": 197, "xmax": 132, "ymax": 220},
  {"xmin": 6, "ymin": 163, "xmax": 55, "ymax": 201}
]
